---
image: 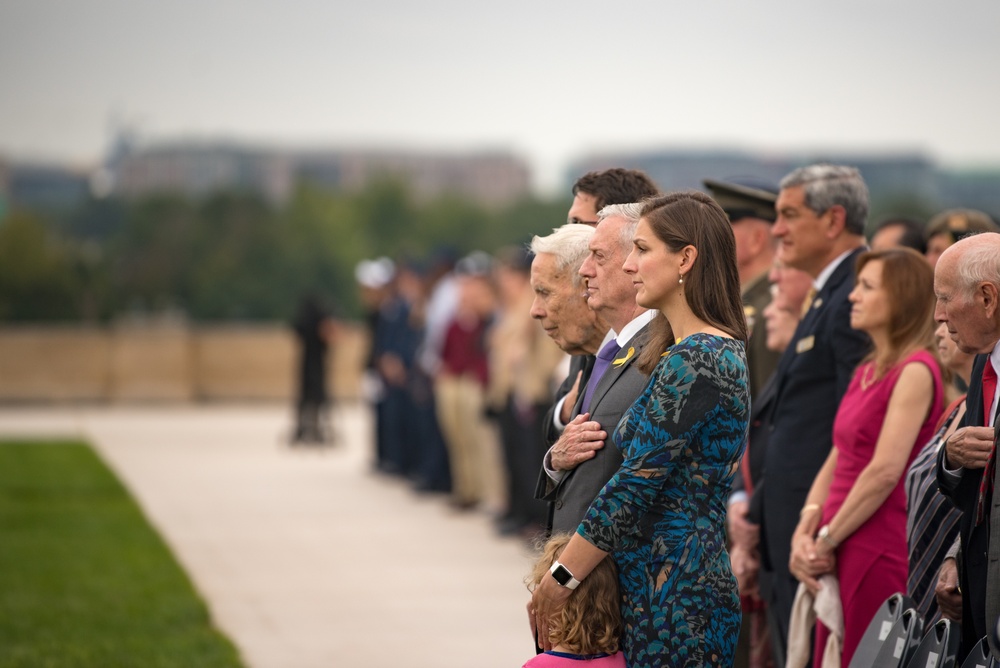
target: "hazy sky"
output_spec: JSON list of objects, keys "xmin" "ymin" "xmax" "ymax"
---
[{"xmin": 2, "ymin": 0, "xmax": 999, "ymax": 192}]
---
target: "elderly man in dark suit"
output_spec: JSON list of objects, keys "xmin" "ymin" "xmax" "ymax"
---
[
  {"xmin": 753, "ymin": 164, "xmax": 871, "ymax": 665},
  {"xmin": 535, "ymin": 203, "xmax": 655, "ymax": 535},
  {"xmin": 934, "ymin": 232, "xmax": 1000, "ymax": 661}
]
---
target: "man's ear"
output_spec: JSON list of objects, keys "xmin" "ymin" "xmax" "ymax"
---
[
  {"xmin": 979, "ymin": 281, "xmax": 1000, "ymax": 319},
  {"xmin": 824, "ymin": 205, "xmax": 848, "ymax": 239},
  {"xmin": 751, "ymin": 222, "xmax": 772, "ymax": 255}
]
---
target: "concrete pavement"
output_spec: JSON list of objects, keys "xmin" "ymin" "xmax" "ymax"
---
[{"xmin": 0, "ymin": 403, "xmax": 538, "ymax": 668}]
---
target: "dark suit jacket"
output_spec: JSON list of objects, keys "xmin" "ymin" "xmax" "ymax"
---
[
  {"xmin": 755, "ymin": 247, "xmax": 870, "ymax": 632},
  {"xmin": 733, "ymin": 370, "xmax": 777, "ymax": 525},
  {"xmin": 542, "ymin": 354, "xmax": 594, "ymax": 447},
  {"xmin": 536, "ymin": 324, "xmax": 651, "ymax": 535},
  {"xmin": 936, "ymin": 353, "xmax": 1000, "ymax": 658}
]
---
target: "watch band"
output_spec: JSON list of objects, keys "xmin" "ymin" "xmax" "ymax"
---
[
  {"xmin": 550, "ymin": 561, "xmax": 581, "ymax": 590},
  {"xmin": 818, "ymin": 525, "xmax": 838, "ymax": 548}
]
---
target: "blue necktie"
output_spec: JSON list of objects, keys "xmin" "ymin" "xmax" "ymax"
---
[{"xmin": 580, "ymin": 339, "xmax": 622, "ymax": 413}]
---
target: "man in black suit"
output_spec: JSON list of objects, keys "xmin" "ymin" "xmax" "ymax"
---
[
  {"xmin": 753, "ymin": 164, "xmax": 871, "ymax": 664},
  {"xmin": 728, "ymin": 260, "xmax": 815, "ymax": 666},
  {"xmin": 536, "ymin": 203, "xmax": 655, "ymax": 534},
  {"xmin": 934, "ymin": 232, "xmax": 1000, "ymax": 661}
]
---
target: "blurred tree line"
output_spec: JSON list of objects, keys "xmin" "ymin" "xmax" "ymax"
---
[{"xmin": 0, "ymin": 181, "xmax": 569, "ymax": 322}]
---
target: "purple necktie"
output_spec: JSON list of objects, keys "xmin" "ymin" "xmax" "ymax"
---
[{"xmin": 580, "ymin": 339, "xmax": 622, "ymax": 413}]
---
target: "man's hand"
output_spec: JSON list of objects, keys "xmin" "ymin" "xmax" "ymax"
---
[
  {"xmin": 727, "ymin": 500, "xmax": 759, "ymax": 550},
  {"xmin": 550, "ymin": 414, "xmax": 606, "ymax": 472},
  {"xmin": 558, "ymin": 371, "xmax": 584, "ymax": 425},
  {"xmin": 935, "ymin": 557, "xmax": 963, "ymax": 622},
  {"xmin": 729, "ymin": 544, "xmax": 760, "ymax": 598},
  {"xmin": 944, "ymin": 426, "xmax": 995, "ymax": 469},
  {"xmin": 378, "ymin": 354, "xmax": 406, "ymax": 387}
]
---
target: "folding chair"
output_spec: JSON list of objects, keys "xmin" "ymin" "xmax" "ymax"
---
[
  {"xmin": 870, "ymin": 607, "xmax": 924, "ymax": 667},
  {"xmin": 849, "ymin": 593, "xmax": 917, "ymax": 668},
  {"xmin": 958, "ymin": 636, "xmax": 999, "ymax": 668},
  {"xmin": 903, "ymin": 618, "xmax": 961, "ymax": 668}
]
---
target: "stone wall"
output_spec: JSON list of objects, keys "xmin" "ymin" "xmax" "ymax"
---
[{"xmin": 0, "ymin": 322, "xmax": 367, "ymax": 403}]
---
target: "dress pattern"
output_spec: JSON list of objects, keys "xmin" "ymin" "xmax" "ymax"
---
[{"xmin": 578, "ymin": 334, "xmax": 750, "ymax": 668}]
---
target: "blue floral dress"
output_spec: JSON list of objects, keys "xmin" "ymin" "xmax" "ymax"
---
[{"xmin": 578, "ymin": 334, "xmax": 749, "ymax": 668}]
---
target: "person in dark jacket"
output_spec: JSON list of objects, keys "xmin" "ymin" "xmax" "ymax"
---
[{"xmin": 291, "ymin": 293, "xmax": 336, "ymax": 445}]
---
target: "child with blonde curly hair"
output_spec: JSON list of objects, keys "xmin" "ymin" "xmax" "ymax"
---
[{"xmin": 524, "ymin": 533, "xmax": 625, "ymax": 667}]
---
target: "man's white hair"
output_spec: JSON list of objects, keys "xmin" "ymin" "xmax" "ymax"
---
[
  {"xmin": 952, "ymin": 232, "xmax": 1000, "ymax": 298},
  {"xmin": 597, "ymin": 202, "xmax": 644, "ymax": 252},
  {"xmin": 530, "ymin": 223, "xmax": 595, "ymax": 287}
]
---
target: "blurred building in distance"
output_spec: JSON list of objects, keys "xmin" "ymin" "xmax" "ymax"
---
[
  {"xmin": 2, "ymin": 160, "xmax": 91, "ymax": 214},
  {"xmin": 936, "ymin": 168, "xmax": 1000, "ymax": 214},
  {"xmin": 295, "ymin": 149, "xmax": 530, "ymax": 207},
  {"xmin": 108, "ymin": 139, "xmax": 532, "ymax": 207},
  {"xmin": 112, "ymin": 142, "xmax": 294, "ymax": 204}
]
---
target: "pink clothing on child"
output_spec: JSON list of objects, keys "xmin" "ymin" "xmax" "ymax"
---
[{"xmin": 523, "ymin": 651, "xmax": 626, "ymax": 668}]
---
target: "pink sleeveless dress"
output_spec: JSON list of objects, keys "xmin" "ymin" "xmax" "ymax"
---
[{"xmin": 815, "ymin": 350, "xmax": 944, "ymax": 666}]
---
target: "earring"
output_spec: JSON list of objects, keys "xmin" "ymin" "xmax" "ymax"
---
[{"xmin": 679, "ymin": 276, "xmax": 684, "ymax": 284}]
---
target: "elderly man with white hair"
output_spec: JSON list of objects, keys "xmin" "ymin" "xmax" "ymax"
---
[{"xmin": 934, "ymin": 231, "xmax": 1000, "ymax": 661}]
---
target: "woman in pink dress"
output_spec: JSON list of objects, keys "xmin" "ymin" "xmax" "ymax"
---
[{"xmin": 788, "ymin": 248, "xmax": 945, "ymax": 666}]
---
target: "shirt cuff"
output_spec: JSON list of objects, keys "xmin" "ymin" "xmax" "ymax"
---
[
  {"xmin": 942, "ymin": 457, "xmax": 963, "ymax": 479},
  {"xmin": 551, "ymin": 396, "xmax": 568, "ymax": 431},
  {"xmin": 728, "ymin": 491, "xmax": 749, "ymax": 507},
  {"xmin": 543, "ymin": 447, "xmax": 565, "ymax": 484}
]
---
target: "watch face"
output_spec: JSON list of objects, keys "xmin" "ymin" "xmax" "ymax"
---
[{"xmin": 551, "ymin": 565, "xmax": 572, "ymax": 586}]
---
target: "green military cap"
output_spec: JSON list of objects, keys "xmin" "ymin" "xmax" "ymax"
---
[{"xmin": 703, "ymin": 177, "xmax": 778, "ymax": 224}]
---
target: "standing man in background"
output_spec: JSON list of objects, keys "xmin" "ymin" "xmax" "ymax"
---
[
  {"xmin": 754, "ymin": 164, "xmax": 871, "ymax": 664},
  {"xmin": 704, "ymin": 178, "xmax": 782, "ymax": 398},
  {"xmin": 705, "ymin": 177, "xmax": 782, "ymax": 668}
]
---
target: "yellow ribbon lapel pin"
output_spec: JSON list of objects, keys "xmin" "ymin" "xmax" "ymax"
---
[{"xmin": 612, "ymin": 347, "xmax": 635, "ymax": 367}]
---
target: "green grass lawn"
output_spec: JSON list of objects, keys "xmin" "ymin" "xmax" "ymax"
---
[{"xmin": 0, "ymin": 440, "xmax": 245, "ymax": 668}]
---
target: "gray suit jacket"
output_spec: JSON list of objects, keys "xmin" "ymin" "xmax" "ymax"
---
[{"xmin": 535, "ymin": 323, "xmax": 651, "ymax": 535}]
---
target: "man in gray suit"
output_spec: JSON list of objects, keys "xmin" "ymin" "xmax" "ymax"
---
[
  {"xmin": 934, "ymin": 232, "xmax": 1000, "ymax": 660},
  {"xmin": 535, "ymin": 202, "xmax": 655, "ymax": 534}
]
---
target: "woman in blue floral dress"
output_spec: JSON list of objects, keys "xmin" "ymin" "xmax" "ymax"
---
[{"xmin": 530, "ymin": 192, "xmax": 750, "ymax": 667}]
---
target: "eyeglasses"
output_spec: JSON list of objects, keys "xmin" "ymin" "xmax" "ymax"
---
[{"xmin": 568, "ymin": 217, "xmax": 599, "ymax": 226}]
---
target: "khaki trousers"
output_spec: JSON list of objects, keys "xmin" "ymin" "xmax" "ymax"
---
[{"xmin": 435, "ymin": 374, "xmax": 489, "ymax": 506}]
